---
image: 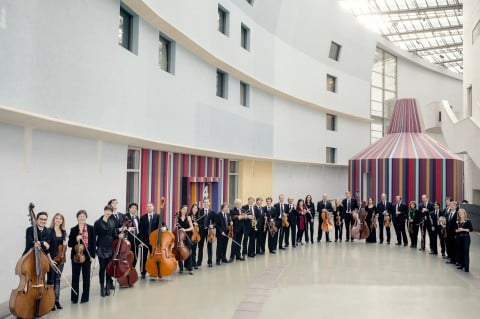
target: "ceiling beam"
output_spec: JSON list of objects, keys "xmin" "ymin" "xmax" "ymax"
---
[
  {"xmin": 435, "ymin": 58, "xmax": 463, "ymax": 65},
  {"xmin": 356, "ymin": 4, "xmax": 462, "ymax": 16},
  {"xmin": 383, "ymin": 25, "xmax": 462, "ymax": 37},
  {"xmin": 410, "ymin": 42, "xmax": 463, "ymax": 53}
]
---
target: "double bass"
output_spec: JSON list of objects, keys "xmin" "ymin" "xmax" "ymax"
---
[
  {"xmin": 145, "ymin": 198, "xmax": 177, "ymax": 278},
  {"xmin": 10, "ymin": 203, "xmax": 55, "ymax": 319}
]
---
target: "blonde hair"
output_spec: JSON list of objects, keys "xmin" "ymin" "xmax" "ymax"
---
[
  {"xmin": 49, "ymin": 213, "xmax": 66, "ymax": 232},
  {"xmin": 458, "ymin": 208, "xmax": 468, "ymax": 220}
]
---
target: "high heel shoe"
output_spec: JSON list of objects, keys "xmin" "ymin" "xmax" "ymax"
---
[
  {"xmin": 105, "ymin": 288, "xmax": 110, "ymax": 296},
  {"xmin": 55, "ymin": 302, "xmax": 63, "ymax": 309}
]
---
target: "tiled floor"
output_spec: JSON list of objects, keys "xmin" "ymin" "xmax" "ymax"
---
[{"xmin": 12, "ymin": 230, "xmax": 480, "ymax": 319}]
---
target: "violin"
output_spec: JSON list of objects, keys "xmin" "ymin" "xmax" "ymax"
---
[
  {"xmin": 10, "ymin": 203, "xmax": 55, "ymax": 319},
  {"xmin": 191, "ymin": 224, "xmax": 201, "ymax": 242},
  {"xmin": 73, "ymin": 239, "xmax": 86, "ymax": 264},
  {"xmin": 53, "ymin": 243, "xmax": 67, "ymax": 265},
  {"xmin": 384, "ymin": 213, "xmax": 391, "ymax": 228},
  {"xmin": 145, "ymin": 197, "xmax": 177, "ymax": 278},
  {"xmin": 207, "ymin": 223, "xmax": 216, "ymax": 243},
  {"xmin": 281, "ymin": 213, "xmax": 289, "ymax": 228}
]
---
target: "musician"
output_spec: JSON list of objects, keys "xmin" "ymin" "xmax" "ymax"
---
[
  {"xmin": 304, "ymin": 195, "xmax": 315, "ymax": 244},
  {"xmin": 445, "ymin": 201, "xmax": 459, "ymax": 265},
  {"xmin": 229, "ymin": 199, "xmax": 246, "ymax": 261},
  {"xmin": 407, "ymin": 201, "xmax": 420, "ymax": 249},
  {"xmin": 317, "ymin": 193, "xmax": 333, "ymax": 242},
  {"xmin": 177, "ymin": 204, "xmax": 194, "ymax": 274},
  {"xmin": 94, "ymin": 205, "xmax": 120, "ymax": 297},
  {"xmin": 125, "ymin": 203, "xmax": 140, "ymax": 267},
  {"xmin": 255, "ymin": 197, "xmax": 266, "ymax": 255},
  {"xmin": 287, "ymin": 197, "xmax": 298, "ymax": 247},
  {"xmin": 392, "ymin": 195, "xmax": 408, "ymax": 246},
  {"xmin": 215, "ymin": 204, "xmax": 230, "ymax": 265},
  {"xmin": 48, "ymin": 213, "xmax": 67, "ymax": 311},
  {"xmin": 264, "ymin": 197, "xmax": 277, "ymax": 253},
  {"xmin": 332, "ymin": 199, "xmax": 344, "ymax": 242},
  {"xmin": 197, "ymin": 198, "xmax": 216, "ymax": 267},
  {"xmin": 139, "ymin": 202, "xmax": 160, "ymax": 278},
  {"xmin": 429, "ymin": 202, "xmax": 444, "ymax": 255},
  {"xmin": 189, "ymin": 204, "xmax": 200, "ymax": 268},
  {"xmin": 341, "ymin": 191, "xmax": 358, "ymax": 242},
  {"xmin": 275, "ymin": 194, "xmax": 289, "ymax": 250},
  {"xmin": 68, "ymin": 210, "xmax": 95, "ymax": 304},
  {"xmin": 376, "ymin": 193, "xmax": 392, "ymax": 244},
  {"xmin": 441, "ymin": 197, "xmax": 451, "ymax": 258},
  {"xmin": 296, "ymin": 199, "xmax": 307, "ymax": 245},
  {"xmin": 455, "ymin": 208, "xmax": 473, "ymax": 272},
  {"xmin": 108, "ymin": 198, "xmax": 125, "ymax": 230},
  {"xmin": 24, "ymin": 211, "xmax": 52, "ymax": 256},
  {"xmin": 242, "ymin": 197, "xmax": 256, "ymax": 257},
  {"xmin": 365, "ymin": 198, "xmax": 377, "ymax": 243}
]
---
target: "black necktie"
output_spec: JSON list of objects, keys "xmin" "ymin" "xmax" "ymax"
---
[
  {"xmin": 204, "ymin": 209, "xmax": 209, "ymax": 227},
  {"xmin": 347, "ymin": 200, "xmax": 350, "ymax": 212},
  {"xmin": 148, "ymin": 215, "xmax": 152, "ymax": 233},
  {"xmin": 223, "ymin": 212, "xmax": 227, "ymax": 225}
]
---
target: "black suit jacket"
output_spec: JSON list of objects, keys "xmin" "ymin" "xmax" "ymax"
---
[
  {"xmin": 430, "ymin": 210, "xmax": 444, "ymax": 228},
  {"xmin": 242, "ymin": 204, "xmax": 255, "ymax": 228},
  {"xmin": 198, "ymin": 208, "xmax": 216, "ymax": 229},
  {"xmin": 286, "ymin": 204, "xmax": 297, "ymax": 223},
  {"xmin": 254, "ymin": 205, "xmax": 265, "ymax": 229},
  {"xmin": 392, "ymin": 202, "xmax": 407, "ymax": 220},
  {"xmin": 68, "ymin": 224, "xmax": 96, "ymax": 259},
  {"xmin": 376, "ymin": 201, "xmax": 393, "ymax": 220},
  {"xmin": 273, "ymin": 203, "xmax": 287, "ymax": 220},
  {"xmin": 139, "ymin": 213, "xmax": 160, "ymax": 245},
  {"xmin": 418, "ymin": 202, "xmax": 434, "ymax": 214},
  {"xmin": 23, "ymin": 226, "xmax": 53, "ymax": 256},
  {"xmin": 341, "ymin": 198, "xmax": 359, "ymax": 213},
  {"xmin": 229, "ymin": 207, "xmax": 244, "ymax": 235},
  {"xmin": 215, "ymin": 211, "xmax": 229, "ymax": 234},
  {"xmin": 264, "ymin": 205, "xmax": 277, "ymax": 220},
  {"xmin": 446, "ymin": 209, "xmax": 458, "ymax": 234}
]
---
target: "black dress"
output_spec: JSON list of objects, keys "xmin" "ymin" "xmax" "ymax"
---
[
  {"xmin": 365, "ymin": 205, "xmax": 377, "ymax": 243},
  {"xmin": 456, "ymin": 219, "xmax": 473, "ymax": 272}
]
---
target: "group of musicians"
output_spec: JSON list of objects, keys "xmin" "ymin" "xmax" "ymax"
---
[{"xmin": 22, "ymin": 191, "xmax": 474, "ymax": 314}]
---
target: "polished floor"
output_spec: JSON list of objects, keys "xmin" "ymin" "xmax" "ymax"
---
[{"xmin": 11, "ymin": 230, "xmax": 480, "ymax": 319}]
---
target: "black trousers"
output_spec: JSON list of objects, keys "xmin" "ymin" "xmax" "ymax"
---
[
  {"xmin": 267, "ymin": 225, "xmax": 277, "ymax": 252},
  {"xmin": 71, "ymin": 260, "xmax": 91, "ymax": 303},
  {"xmin": 248, "ymin": 227, "xmax": 256, "ymax": 255},
  {"xmin": 191, "ymin": 241, "xmax": 198, "ymax": 265},
  {"xmin": 198, "ymin": 228, "xmax": 213, "ymax": 265},
  {"xmin": 242, "ymin": 225, "xmax": 251, "ymax": 255},
  {"xmin": 216, "ymin": 234, "xmax": 228, "ymax": 262},
  {"xmin": 48, "ymin": 264, "xmax": 64, "ymax": 303},
  {"xmin": 290, "ymin": 221, "xmax": 297, "ymax": 246},
  {"xmin": 446, "ymin": 233, "xmax": 457, "ymax": 262},
  {"xmin": 98, "ymin": 256, "xmax": 112, "ymax": 290},
  {"xmin": 410, "ymin": 224, "xmax": 419, "ymax": 247},
  {"xmin": 279, "ymin": 225, "xmax": 289, "ymax": 247},
  {"xmin": 141, "ymin": 244, "xmax": 151, "ymax": 276},
  {"xmin": 457, "ymin": 234, "xmax": 470, "ymax": 270},
  {"xmin": 230, "ymin": 230, "xmax": 243, "ymax": 259},
  {"xmin": 256, "ymin": 228, "xmax": 266, "ymax": 253},
  {"xmin": 344, "ymin": 213, "xmax": 353, "ymax": 240},
  {"xmin": 394, "ymin": 218, "xmax": 408, "ymax": 244},
  {"xmin": 427, "ymin": 226, "xmax": 436, "ymax": 253},
  {"xmin": 305, "ymin": 219, "xmax": 314, "ymax": 243},
  {"xmin": 432, "ymin": 227, "xmax": 446, "ymax": 255},
  {"xmin": 335, "ymin": 223, "xmax": 343, "ymax": 241}
]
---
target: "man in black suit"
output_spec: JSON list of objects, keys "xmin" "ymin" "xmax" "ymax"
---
[
  {"xmin": 215, "ymin": 204, "xmax": 230, "ymax": 265},
  {"xmin": 392, "ymin": 195, "xmax": 408, "ymax": 246},
  {"xmin": 376, "ymin": 193, "xmax": 392, "ymax": 244},
  {"xmin": 108, "ymin": 198, "xmax": 125, "ymax": 229},
  {"xmin": 242, "ymin": 197, "xmax": 256, "ymax": 257},
  {"xmin": 418, "ymin": 194, "xmax": 434, "ymax": 253},
  {"xmin": 275, "ymin": 194, "xmax": 289, "ymax": 250},
  {"xmin": 341, "ymin": 191, "xmax": 358, "ymax": 242},
  {"xmin": 287, "ymin": 197, "xmax": 298, "ymax": 247},
  {"xmin": 429, "ymin": 202, "xmax": 444, "ymax": 255},
  {"xmin": 317, "ymin": 193, "xmax": 333, "ymax": 242},
  {"xmin": 125, "ymin": 202, "xmax": 141, "ymax": 267},
  {"xmin": 197, "ymin": 198, "xmax": 216, "ymax": 267},
  {"xmin": 24, "ymin": 211, "xmax": 52, "ymax": 256},
  {"xmin": 138, "ymin": 202, "xmax": 160, "ymax": 278},
  {"xmin": 254, "ymin": 197, "xmax": 266, "ymax": 255},
  {"xmin": 445, "ymin": 200, "xmax": 458, "ymax": 264},
  {"xmin": 264, "ymin": 197, "xmax": 277, "ymax": 253},
  {"xmin": 229, "ymin": 199, "xmax": 245, "ymax": 261}
]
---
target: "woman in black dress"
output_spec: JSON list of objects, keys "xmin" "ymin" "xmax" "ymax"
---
[
  {"xmin": 48, "ymin": 213, "xmax": 67, "ymax": 311},
  {"xmin": 333, "ymin": 199, "xmax": 343, "ymax": 242},
  {"xmin": 94, "ymin": 205, "xmax": 119, "ymax": 296},
  {"xmin": 177, "ymin": 204, "xmax": 194, "ymax": 275},
  {"xmin": 455, "ymin": 208, "xmax": 473, "ymax": 272},
  {"xmin": 407, "ymin": 201, "xmax": 420, "ymax": 248},
  {"xmin": 189, "ymin": 204, "xmax": 200, "ymax": 269},
  {"xmin": 365, "ymin": 198, "xmax": 377, "ymax": 243},
  {"xmin": 304, "ymin": 195, "xmax": 315, "ymax": 244}
]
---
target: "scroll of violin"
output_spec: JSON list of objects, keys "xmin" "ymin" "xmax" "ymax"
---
[{"xmin": 9, "ymin": 203, "xmax": 55, "ymax": 319}]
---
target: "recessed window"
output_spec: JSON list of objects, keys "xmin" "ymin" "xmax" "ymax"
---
[
  {"xmin": 216, "ymin": 69, "xmax": 228, "ymax": 98},
  {"xmin": 218, "ymin": 5, "xmax": 229, "ymax": 36},
  {"xmin": 126, "ymin": 148, "xmax": 141, "ymax": 210},
  {"xmin": 159, "ymin": 34, "xmax": 174, "ymax": 73},
  {"xmin": 245, "ymin": 0, "xmax": 254, "ymax": 5},
  {"xmin": 326, "ymin": 114, "xmax": 336, "ymax": 131},
  {"xmin": 329, "ymin": 41, "xmax": 341, "ymax": 61},
  {"xmin": 326, "ymin": 147, "xmax": 336, "ymax": 164},
  {"xmin": 241, "ymin": 24, "xmax": 250, "ymax": 50},
  {"xmin": 327, "ymin": 74, "xmax": 337, "ymax": 93},
  {"xmin": 119, "ymin": 7, "xmax": 133, "ymax": 50},
  {"xmin": 240, "ymin": 81, "xmax": 249, "ymax": 107}
]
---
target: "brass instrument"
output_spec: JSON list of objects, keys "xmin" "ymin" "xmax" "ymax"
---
[{"xmin": 247, "ymin": 207, "xmax": 257, "ymax": 231}]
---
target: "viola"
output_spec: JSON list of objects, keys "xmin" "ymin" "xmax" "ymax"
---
[
  {"xmin": 207, "ymin": 224, "xmax": 216, "ymax": 243},
  {"xmin": 53, "ymin": 243, "xmax": 67, "ymax": 265},
  {"xmin": 227, "ymin": 223, "xmax": 234, "ymax": 238},
  {"xmin": 145, "ymin": 197, "xmax": 177, "ymax": 278},
  {"xmin": 281, "ymin": 214, "xmax": 289, "ymax": 228},
  {"xmin": 191, "ymin": 224, "xmax": 201, "ymax": 242},
  {"xmin": 384, "ymin": 213, "xmax": 391, "ymax": 228},
  {"xmin": 73, "ymin": 239, "xmax": 86, "ymax": 264},
  {"xmin": 9, "ymin": 203, "xmax": 55, "ymax": 319}
]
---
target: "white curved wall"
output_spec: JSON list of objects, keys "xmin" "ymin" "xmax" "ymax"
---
[{"xmin": 463, "ymin": 0, "xmax": 480, "ymax": 121}]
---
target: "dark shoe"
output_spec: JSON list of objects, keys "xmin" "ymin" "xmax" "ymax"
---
[
  {"xmin": 351, "ymin": 239, "xmax": 354, "ymax": 242},
  {"xmin": 345, "ymin": 239, "xmax": 349, "ymax": 242},
  {"xmin": 105, "ymin": 288, "xmax": 110, "ymax": 296},
  {"xmin": 465, "ymin": 269, "xmax": 469, "ymax": 272},
  {"xmin": 404, "ymin": 244, "xmax": 408, "ymax": 246},
  {"xmin": 80, "ymin": 300, "xmax": 88, "ymax": 304},
  {"xmin": 222, "ymin": 259, "xmax": 230, "ymax": 263},
  {"xmin": 55, "ymin": 302, "xmax": 63, "ymax": 309},
  {"xmin": 71, "ymin": 300, "xmax": 78, "ymax": 304},
  {"xmin": 179, "ymin": 269, "xmax": 184, "ymax": 273},
  {"xmin": 457, "ymin": 265, "xmax": 464, "ymax": 269},
  {"xmin": 446, "ymin": 261, "xmax": 455, "ymax": 264},
  {"xmin": 189, "ymin": 271, "xmax": 194, "ymax": 275},
  {"xmin": 395, "ymin": 243, "xmax": 401, "ymax": 245},
  {"xmin": 51, "ymin": 306, "xmax": 56, "ymax": 311},
  {"xmin": 270, "ymin": 250, "xmax": 276, "ymax": 254},
  {"xmin": 387, "ymin": 241, "xmax": 390, "ymax": 244},
  {"xmin": 216, "ymin": 261, "xmax": 221, "ymax": 265},
  {"xmin": 236, "ymin": 256, "xmax": 245, "ymax": 261},
  {"xmin": 248, "ymin": 254, "xmax": 255, "ymax": 257},
  {"xmin": 379, "ymin": 241, "xmax": 383, "ymax": 244},
  {"xmin": 279, "ymin": 247, "xmax": 286, "ymax": 250},
  {"xmin": 194, "ymin": 266, "xmax": 199, "ymax": 269},
  {"xmin": 141, "ymin": 273, "xmax": 146, "ymax": 279},
  {"xmin": 208, "ymin": 263, "xmax": 213, "ymax": 267},
  {"xmin": 430, "ymin": 252, "xmax": 437, "ymax": 255},
  {"xmin": 229, "ymin": 258, "xmax": 235, "ymax": 262}
]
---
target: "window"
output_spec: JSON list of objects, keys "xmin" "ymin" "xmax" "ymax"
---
[
  {"xmin": 245, "ymin": 0, "xmax": 254, "ymax": 5},
  {"xmin": 326, "ymin": 147, "xmax": 336, "ymax": 164},
  {"xmin": 119, "ymin": 7, "xmax": 133, "ymax": 50},
  {"xmin": 159, "ymin": 34, "xmax": 174, "ymax": 73},
  {"xmin": 473, "ymin": 19, "xmax": 480, "ymax": 45},
  {"xmin": 241, "ymin": 24, "xmax": 250, "ymax": 50},
  {"xmin": 467, "ymin": 85, "xmax": 472, "ymax": 117},
  {"xmin": 228, "ymin": 161, "xmax": 239, "ymax": 206},
  {"xmin": 240, "ymin": 81, "xmax": 249, "ymax": 107},
  {"xmin": 326, "ymin": 74, "xmax": 337, "ymax": 93},
  {"xmin": 326, "ymin": 114, "xmax": 336, "ymax": 131},
  {"xmin": 329, "ymin": 41, "xmax": 341, "ymax": 61},
  {"xmin": 218, "ymin": 5, "xmax": 229, "ymax": 36},
  {"xmin": 216, "ymin": 69, "xmax": 228, "ymax": 98},
  {"xmin": 126, "ymin": 148, "xmax": 141, "ymax": 210}
]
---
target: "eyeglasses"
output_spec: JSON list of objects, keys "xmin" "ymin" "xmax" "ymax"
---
[{"xmin": 38, "ymin": 218, "xmax": 48, "ymax": 221}]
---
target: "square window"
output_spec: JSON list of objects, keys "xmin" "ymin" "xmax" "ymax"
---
[
  {"xmin": 218, "ymin": 6, "xmax": 229, "ymax": 35},
  {"xmin": 327, "ymin": 74, "xmax": 337, "ymax": 93},
  {"xmin": 119, "ymin": 7, "xmax": 133, "ymax": 50},
  {"xmin": 240, "ymin": 81, "xmax": 249, "ymax": 107},
  {"xmin": 326, "ymin": 147, "xmax": 336, "ymax": 164},
  {"xmin": 159, "ymin": 34, "xmax": 174, "ymax": 73},
  {"xmin": 216, "ymin": 69, "xmax": 228, "ymax": 98},
  {"xmin": 329, "ymin": 41, "xmax": 341, "ymax": 61},
  {"xmin": 326, "ymin": 114, "xmax": 336, "ymax": 131},
  {"xmin": 241, "ymin": 24, "xmax": 250, "ymax": 50}
]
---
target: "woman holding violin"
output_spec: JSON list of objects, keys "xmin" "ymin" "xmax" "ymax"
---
[
  {"xmin": 333, "ymin": 199, "xmax": 344, "ymax": 242},
  {"xmin": 304, "ymin": 195, "xmax": 315, "ymax": 244},
  {"xmin": 365, "ymin": 198, "xmax": 377, "ymax": 243},
  {"xmin": 177, "ymin": 204, "xmax": 194, "ymax": 275},
  {"xmin": 48, "ymin": 213, "xmax": 67, "ymax": 311},
  {"xmin": 94, "ymin": 205, "xmax": 120, "ymax": 297},
  {"xmin": 296, "ymin": 199, "xmax": 307, "ymax": 245},
  {"xmin": 68, "ymin": 210, "xmax": 95, "ymax": 304},
  {"xmin": 189, "ymin": 204, "xmax": 200, "ymax": 269}
]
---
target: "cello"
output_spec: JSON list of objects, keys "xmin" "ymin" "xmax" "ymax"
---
[
  {"xmin": 106, "ymin": 222, "xmax": 131, "ymax": 279},
  {"xmin": 359, "ymin": 209, "xmax": 370, "ymax": 239},
  {"xmin": 173, "ymin": 223, "xmax": 190, "ymax": 261},
  {"xmin": 116, "ymin": 216, "xmax": 138, "ymax": 287},
  {"xmin": 9, "ymin": 203, "xmax": 55, "ymax": 319},
  {"xmin": 145, "ymin": 197, "xmax": 177, "ymax": 278}
]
